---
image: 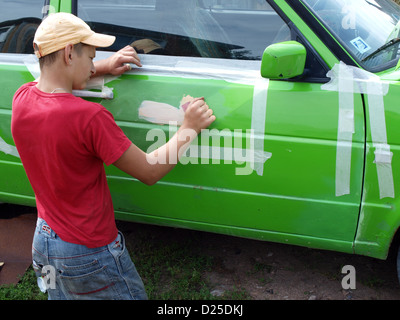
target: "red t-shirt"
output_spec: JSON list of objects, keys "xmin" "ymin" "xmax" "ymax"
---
[{"xmin": 11, "ymin": 82, "xmax": 132, "ymax": 248}]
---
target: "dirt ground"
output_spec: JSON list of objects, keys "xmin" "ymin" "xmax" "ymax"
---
[
  {"xmin": 2, "ymin": 203, "xmax": 399, "ymax": 300},
  {"xmin": 118, "ymin": 220, "xmax": 400, "ymax": 300},
  {"xmin": 199, "ymin": 232, "xmax": 400, "ymax": 300}
]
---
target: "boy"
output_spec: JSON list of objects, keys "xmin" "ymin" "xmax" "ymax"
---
[{"xmin": 11, "ymin": 12, "xmax": 215, "ymax": 300}]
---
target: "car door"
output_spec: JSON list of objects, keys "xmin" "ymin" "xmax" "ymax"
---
[
  {"xmin": 0, "ymin": 0, "xmax": 46, "ymax": 205},
  {"xmin": 71, "ymin": 0, "xmax": 365, "ymax": 250}
]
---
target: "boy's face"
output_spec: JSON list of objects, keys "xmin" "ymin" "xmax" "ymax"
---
[{"xmin": 72, "ymin": 45, "xmax": 96, "ymax": 90}]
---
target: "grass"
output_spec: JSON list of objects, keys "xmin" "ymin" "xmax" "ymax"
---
[
  {"xmin": 123, "ymin": 222, "xmax": 251, "ymax": 300},
  {"xmin": 129, "ymin": 230, "xmax": 215, "ymax": 300}
]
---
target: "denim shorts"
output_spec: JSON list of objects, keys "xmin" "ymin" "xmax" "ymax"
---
[{"xmin": 32, "ymin": 218, "xmax": 148, "ymax": 300}]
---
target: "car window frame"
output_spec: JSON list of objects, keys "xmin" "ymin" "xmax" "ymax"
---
[{"xmin": 267, "ymin": 0, "xmax": 330, "ymax": 83}]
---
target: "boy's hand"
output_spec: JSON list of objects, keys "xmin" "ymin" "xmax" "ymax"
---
[
  {"xmin": 182, "ymin": 98, "xmax": 216, "ymax": 134},
  {"xmin": 94, "ymin": 45, "xmax": 142, "ymax": 77},
  {"xmin": 107, "ymin": 45, "xmax": 142, "ymax": 75}
]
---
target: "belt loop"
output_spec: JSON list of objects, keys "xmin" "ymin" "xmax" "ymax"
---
[
  {"xmin": 42, "ymin": 224, "xmax": 52, "ymax": 235},
  {"xmin": 37, "ymin": 218, "xmax": 57, "ymax": 239}
]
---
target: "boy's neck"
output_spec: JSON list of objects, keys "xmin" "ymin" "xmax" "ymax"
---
[
  {"xmin": 35, "ymin": 63, "xmax": 73, "ymax": 94},
  {"xmin": 36, "ymin": 82, "xmax": 72, "ymax": 94}
]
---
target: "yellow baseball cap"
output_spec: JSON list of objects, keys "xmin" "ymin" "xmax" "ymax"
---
[{"xmin": 33, "ymin": 12, "xmax": 115, "ymax": 58}]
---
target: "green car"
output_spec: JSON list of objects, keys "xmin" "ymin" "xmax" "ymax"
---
[{"xmin": 2, "ymin": 0, "xmax": 400, "ymax": 283}]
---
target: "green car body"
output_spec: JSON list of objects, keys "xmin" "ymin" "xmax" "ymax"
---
[{"xmin": 1, "ymin": 0, "xmax": 400, "ymax": 270}]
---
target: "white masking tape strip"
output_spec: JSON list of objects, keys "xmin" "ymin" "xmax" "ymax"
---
[
  {"xmin": 366, "ymin": 84, "xmax": 389, "ymax": 144},
  {"xmin": 323, "ymin": 61, "xmax": 389, "ymax": 95},
  {"xmin": 0, "ymin": 136, "xmax": 19, "ymax": 158},
  {"xmin": 138, "ymin": 61, "xmax": 260, "ymax": 85},
  {"xmin": 367, "ymin": 81, "xmax": 395, "ymax": 199},
  {"xmin": 99, "ymin": 52, "xmax": 262, "ymax": 85},
  {"xmin": 335, "ymin": 62, "xmax": 355, "ymax": 196},
  {"xmin": 322, "ymin": 61, "xmax": 394, "ymax": 199},
  {"xmin": 338, "ymin": 63, "xmax": 355, "ymax": 135},
  {"xmin": 374, "ymin": 143, "xmax": 393, "ymax": 164},
  {"xmin": 251, "ymin": 77, "xmax": 270, "ymax": 176},
  {"xmin": 335, "ymin": 140, "xmax": 352, "ymax": 196}
]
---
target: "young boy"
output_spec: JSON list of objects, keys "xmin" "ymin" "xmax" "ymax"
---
[{"xmin": 11, "ymin": 12, "xmax": 215, "ymax": 300}]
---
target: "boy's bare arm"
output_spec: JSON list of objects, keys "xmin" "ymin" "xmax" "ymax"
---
[{"xmin": 113, "ymin": 98, "xmax": 215, "ymax": 185}]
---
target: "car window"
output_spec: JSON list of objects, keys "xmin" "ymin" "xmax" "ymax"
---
[
  {"xmin": 0, "ymin": 0, "xmax": 44, "ymax": 54},
  {"xmin": 77, "ymin": 0, "xmax": 290, "ymax": 60}
]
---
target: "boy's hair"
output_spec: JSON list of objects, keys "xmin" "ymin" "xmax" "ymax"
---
[{"xmin": 35, "ymin": 43, "xmax": 88, "ymax": 69}]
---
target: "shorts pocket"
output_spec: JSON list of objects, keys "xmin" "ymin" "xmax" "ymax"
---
[{"xmin": 59, "ymin": 259, "xmax": 118, "ymax": 300}]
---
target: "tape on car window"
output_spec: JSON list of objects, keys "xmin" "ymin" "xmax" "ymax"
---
[
  {"xmin": 322, "ymin": 61, "xmax": 394, "ymax": 199},
  {"xmin": 118, "ymin": 53, "xmax": 262, "ymax": 85}
]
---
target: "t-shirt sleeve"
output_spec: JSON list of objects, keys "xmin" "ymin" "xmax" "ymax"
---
[{"xmin": 83, "ymin": 108, "xmax": 132, "ymax": 166}]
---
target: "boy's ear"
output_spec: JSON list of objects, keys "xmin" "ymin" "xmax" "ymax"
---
[{"xmin": 64, "ymin": 44, "xmax": 74, "ymax": 65}]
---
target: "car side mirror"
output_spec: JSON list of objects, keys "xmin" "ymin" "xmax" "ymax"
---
[{"xmin": 261, "ymin": 41, "xmax": 306, "ymax": 79}]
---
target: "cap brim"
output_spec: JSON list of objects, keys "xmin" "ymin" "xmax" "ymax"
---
[{"xmin": 81, "ymin": 33, "xmax": 116, "ymax": 48}]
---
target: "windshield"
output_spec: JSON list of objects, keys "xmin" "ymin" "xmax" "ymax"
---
[{"xmin": 302, "ymin": 0, "xmax": 400, "ymax": 71}]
